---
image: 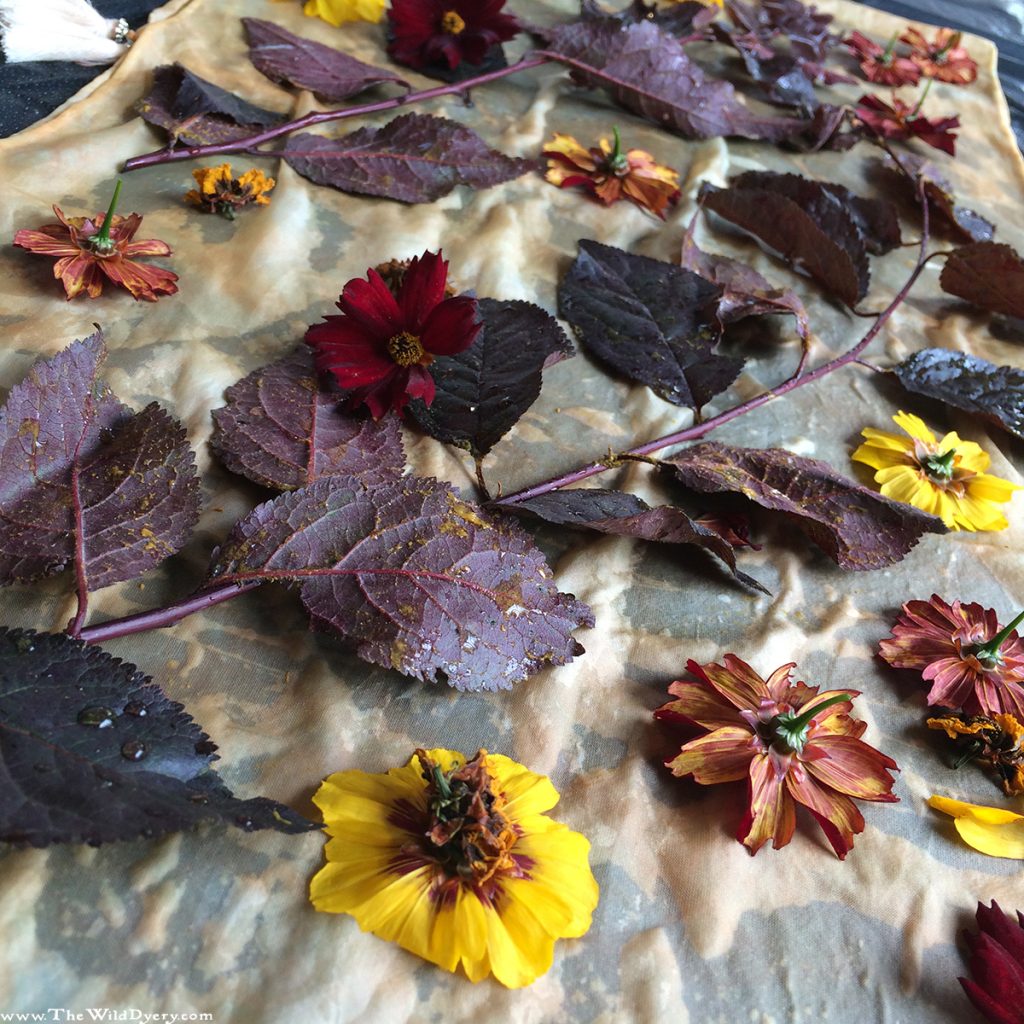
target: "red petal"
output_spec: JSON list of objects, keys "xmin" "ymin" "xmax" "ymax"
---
[
  {"xmin": 338, "ymin": 269, "xmax": 404, "ymax": 338},
  {"xmin": 99, "ymin": 257, "xmax": 178, "ymax": 301},
  {"xmin": 13, "ymin": 229, "xmax": 79, "ymax": 256},
  {"xmin": 688, "ymin": 655, "xmax": 771, "ymax": 711},
  {"xmin": 123, "ymin": 237, "xmax": 173, "ymax": 258},
  {"xmin": 398, "ymin": 250, "xmax": 448, "ymax": 326},
  {"xmin": 802, "ymin": 734, "xmax": 898, "ymax": 801},
  {"xmin": 405, "ymin": 363, "xmax": 435, "ymax": 406},
  {"xmin": 419, "ymin": 295, "xmax": 481, "ymax": 356},
  {"xmin": 306, "ymin": 320, "xmax": 395, "ymax": 387},
  {"xmin": 740, "ymin": 753, "xmax": 796, "ymax": 854},
  {"xmin": 667, "ymin": 726, "xmax": 758, "ymax": 784},
  {"xmin": 53, "ymin": 253, "xmax": 104, "ymax": 299},
  {"xmin": 658, "ymin": 679, "xmax": 746, "ymax": 730},
  {"xmin": 786, "ymin": 763, "xmax": 864, "ymax": 859}
]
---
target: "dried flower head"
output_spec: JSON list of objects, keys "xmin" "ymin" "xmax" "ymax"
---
[
  {"xmin": 852, "ymin": 411, "xmax": 1019, "ymax": 530},
  {"xmin": 901, "ymin": 27, "xmax": 978, "ymax": 85},
  {"xmin": 854, "ymin": 92, "xmax": 960, "ymax": 155},
  {"xmin": 305, "ymin": 249, "xmax": 481, "ymax": 418},
  {"xmin": 928, "ymin": 710, "xmax": 1024, "ymax": 795},
  {"xmin": 655, "ymin": 655, "xmax": 899, "ymax": 858},
  {"xmin": 13, "ymin": 181, "xmax": 177, "ymax": 302},
  {"xmin": 387, "ymin": 0, "xmax": 519, "ymax": 71},
  {"xmin": 309, "ymin": 748, "xmax": 599, "ymax": 987},
  {"xmin": 960, "ymin": 901, "xmax": 1024, "ymax": 1023},
  {"xmin": 843, "ymin": 31, "xmax": 921, "ymax": 86},
  {"xmin": 185, "ymin": 164, "xmax": 275, "ymax": 219},
  {"xmin": 880, "ymin": 595, "xmax": 1024, "ymax": 717},
  {"xmin": 543, "ymin": 129, "xmax": 681, "ymax": 219}
]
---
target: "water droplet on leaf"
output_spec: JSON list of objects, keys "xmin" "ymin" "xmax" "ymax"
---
[
  {"xmin": 123, "ymin": 700, "xmax": 147, "ymax": 717},
  {"xmin": 121, "ymin": 740, "xmax": 148, "ymax": 761},
  {"xmin": 78, "ymin": 706, "xmax": 115, "ymax": 728}
]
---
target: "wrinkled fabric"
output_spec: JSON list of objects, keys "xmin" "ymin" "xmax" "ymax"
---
[{"xmin": 0, "ymin": 1, "xmax": 1023, "ymax": 1021}]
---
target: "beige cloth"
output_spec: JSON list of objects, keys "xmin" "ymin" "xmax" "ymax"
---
[{"xmin": 1, "ymin": 1, "xmax": 1023, "ymax": 1021}]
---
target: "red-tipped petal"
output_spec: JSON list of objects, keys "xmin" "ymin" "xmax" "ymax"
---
[
  {"xmin": 123, "ymin": 237, "xmax": 173, "ymax": 258},
  {"xmin": 803, "ymin": 734, "xmax": 898, "ymax": 801},
  {"xmin": 12, "ymin": 229, "xmax": 79, "ymax": 256},
  {"xmin": 786, "ymin": 763, "xmax": 865, "ymax": 859},
  {"xmin": 659, "ymin": 679, "xmax": 746, "ymax": 731},
  {"xmin": 53, "ymin": 253, "xmax": 104, "ymax": 299},
  {"xmin": 740, "ymin": 753, "xmax": 796, "ymax": 854},
  {"xmin": 689, "ymin": 655, "xmax": 772, "ymax": 711},
  {"xmin": 99, "ymin": 257, "xmax": 178, "ymax": 301},
  {"xmin": 667, "ymin": 726, "xmax": 758, "ymax": 785}
]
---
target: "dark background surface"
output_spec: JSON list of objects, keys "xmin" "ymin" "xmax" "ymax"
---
[{"xmin": 0, "ymin": 0, "xmax": 1022, "ymax": 145}]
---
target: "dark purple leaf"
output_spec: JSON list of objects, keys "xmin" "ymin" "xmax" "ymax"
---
[
  {"xmin": 0, "ymin": 628, "xmax": 314, "ymax": 847},
  {"xmin": 878, "ymin": 153, "xmax": 994, "ymax": 244},
  {"xmin": 283, "ymin": 113, "xmax": 535, "ymax": 203},
  {"xmin": 208, "ymin": 476, "xmax": 593, "ymax": 690},
  {"xmin": 545, "ymin": 17, "xmax": 808, "ymax": 142},
  {"xmin": 210, "ymin": 347, "xmax": 405, "ymax": 492},
  {"xmin": 726, "ymin": 0, "xmax": 837, "ymax": 60},
  {"xmin": 0, "ymin": 334, "xmax": 200, "ymax": 593},
  {"xmin": 408, "ymin": 299, "xmax": 573, "ymax": 458},
  {"xmin": 665, "ymin": 442, "xmax": 946, "ymax": 569},
  {"xmin": 893, "ymin": 348, "xmax": 1024, "ymax": 441},
  {"xmin": 701, "ymin": 172, "xmax": 897, "ymax": 306},
  {"xmin": 242, "ymin": 17, "xmax": 409, "ymax": 102},
  {"xmin": 940, "ymin": 243, "xmax": 1024, "ymax": 320},
  {"xmin": 137, "ymin": 64, "xmax": 282, "ymax": 146},
  {"xmin": 558, "ymin": 240, "xmax": 742, "ymax": 409},
  {"xmin": 680, "ymin": 224, "xmax": 810, "ymax": 341},
  {"xmin": 505, "ymin": 488, "xmax": 768, "ymax": 592}
]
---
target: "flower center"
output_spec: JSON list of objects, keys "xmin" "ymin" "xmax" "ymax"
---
[
  {"xmin": 418, "ymin": 749, "xmax": 518, "ymax": 885},
  {"xmin": 760, "ymin": 693, "xmax": 854, "ymax": 755},
  {"xmin": 921, "ymin": 448, "xmax": 956, "ymax": 482},
  {"xmin": 441, "ymin": 9, "xmax": 466, "ymax": 34},
  {"xmin": 387, "ymin": 331, "xmax": 427, "ymax": 367}
]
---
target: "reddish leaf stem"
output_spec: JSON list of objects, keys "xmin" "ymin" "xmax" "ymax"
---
[{"xmin": 121, "ymin": 56, "xmax": 552, "ymax": 172}]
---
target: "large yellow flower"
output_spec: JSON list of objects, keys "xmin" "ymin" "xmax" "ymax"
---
[
  {"xmin": 852, "ymin": 410, "xmax": 1020, "ymax": 531},
  {"xmin": 300, "ymin": 0, "xmax": 386, "ymax": 26},
  {"xmin": 309, "ymin": 748, "xmax": 599, "ymax": 988}
]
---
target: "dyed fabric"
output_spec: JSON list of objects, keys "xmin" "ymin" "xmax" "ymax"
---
[{"xmin": 0, "ymin": 1, "xmax": 1023, "ymax": 1021}]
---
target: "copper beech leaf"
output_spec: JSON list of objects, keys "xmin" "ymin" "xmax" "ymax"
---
[
  {"xmin": 208, "ymin": 476, "xmax": 593, "ymax": 690},
  {"xmin": 701, "ymin": 172, "xmax": 901, "ymax": 306},
  {"xmin": 893, "ymin": 349, "xmax": 1024, "ymax": 441},
  {"xmin": 408, "ymin": 299, "xmax": 573, "ymax": 457},
  {"xmin": 0, "ymin": 334, "xmax": 200, "ymax": 593},
  {"xmin": 137, "ymin": 64, "xmax": 282, "ymax": 146},
  {"xmin": 544, "ymin": 16, "xmax": 808, "ymax": 142},
  {"xmin": 558, "ymin": 240, "xmax": 742, "ymax": 409},
  {"xmin": 940, "ymin": 243, "xmax": 1024, "ymax": 319},
  {"xmin": 242, "ymin": 18, "xmax": 410, "ymax": 102},
  {"xmin": 503, "ymin": 488, "xmax": 768, "ymax": 593},
  {"xmin": 665, "ymin": 443, "xmax": 946, "ymax": 569},
  {"xmin": 283, "ymin": 113, "xmax": 536, "ymax": 203},
  {"xmin": 680, "ymin": 226, "xmax": 810, "ymax": 341},
  {"xmin": 0, "ymin": 628, "xmax": 315, "ymax": 847},
  {"xmin": 210, "ymin": 347, "xmax": 405, "ymax": 491}
]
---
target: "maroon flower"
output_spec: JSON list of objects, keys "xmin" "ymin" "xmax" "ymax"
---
[
  {"xmin": 901, "ymin": 27, "xmax": 978, "ymax": 85},
  {"xmin": 855, "ymin": 93, "xmax": 959, "ymax": 156},
  {"xmin": 305, "ymin": 250, "xmax": 481, "ymax": 419},
  {"xmin": 960, "ymin": 901, "xmax": 1024, "ymax": 1024},
  {"xmin": 387, "ymin": 0, "xmax": 519, "ymax": 71},
  {"xmin": 843, "ymin": 31, "xmax": 921, "ymax": 86}
]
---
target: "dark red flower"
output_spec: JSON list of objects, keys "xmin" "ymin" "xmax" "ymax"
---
[
  {"xmin": 387, "ymin": 0, "xmax": 519, "ymax": 71},
  {"xmin": 843, "ymin": 31, "xmax": 921, "ymax": 86},
  {"xmin": 902, "ymin": 27, "xmax": 978, "ymax": 85},
  {"xmin": 960, "ymin": 901, "xmax": 1024, "ymax": 1024},
  {"xmin": 855, "ymin": 93, "xmax": 959, "ymax": 156},
  {"xmin": 305, "ymin": 250, "xmax": 481, "ymax": 419}
]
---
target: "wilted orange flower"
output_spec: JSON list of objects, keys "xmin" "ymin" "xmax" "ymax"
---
[
  {"xmin": 901, "ymin": 27, "xmax": 977, "ymax": 85},
  {"xmin": 927, "ymin": 710, "xmax": 1024, "ymax": 795},
  {"xmin": 185, "ymin": 163, "xmax": 276, "ymax": 219},
  {"xmin": 13, "ymin": 181, "xmax": 177, "ymax": 302},
  {"xmin": 880, "ymin": 595, "xmax": 1024, "ymax": 717},
  {"xmin": 543, "ymin": 129, "xmax": 681, "ymax": 219},
  {"xmin": 655, "ymin": 655, "xmax": 898, "ymax": 859}
]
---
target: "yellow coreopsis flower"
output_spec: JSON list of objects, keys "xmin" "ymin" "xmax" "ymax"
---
[
  {"xmin": 852, "ymin": 411, "xmax": 1020, "ymax": 531},
  {"xmin": 301, "ymin": 0, "xmax": 386, "ymax": 26},
  {"xmin": 185, "ymin": 164, "xmax": 275, "ymax": 219},
  {"xmin": 309, "ymin": 748, "xmax": 599, "ymax": 988},
  {"xmin": 929, "ymin": 795, "xmax": 1024, "ymax": 858}
]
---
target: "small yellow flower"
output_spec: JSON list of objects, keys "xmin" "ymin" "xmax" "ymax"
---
[
  {"xmin": 184, "ymin": 164, "xmax": 275, "ymax": 219},
  {"xmin": 301, "ymin": 0, "xmax": 386, "ymax": 26},
  {"xmin": 929, "ymin": 795, "xmax": 1024, "ymax": 858},
  {"xmin": 309, "ymin": 748, "xmax": 599, "ymax": 988},
  {"xmin": 852, "ymin": 410, "xmax": 1020, "ymax": 531}
]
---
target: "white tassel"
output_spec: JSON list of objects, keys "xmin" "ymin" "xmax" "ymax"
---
[{"xmin": 0, "ymin": 0, "xmax": 132, "ymax": 65}]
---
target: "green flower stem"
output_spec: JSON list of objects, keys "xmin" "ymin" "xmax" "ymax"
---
[
  {"xmin": 976, "ymin": 610, "xmax": 1024, "ymax": 663},
  {"xmin": 92, "ymin": 178, "xmax": 122, "ymax": 250}
]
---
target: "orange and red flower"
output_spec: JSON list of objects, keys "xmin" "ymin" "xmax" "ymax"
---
[
  {"xmin": 960, "ymin": 901, "xmax": 1024, "ymax": 1024},
  {"xmin": 305, "ymin": 249, "xmax": 481, "ymax": 419},
  {"xmin": 13, "ymin": 183, "xmax": 177, "ymax": 302},
  {"xmin": 901, "ymin": 27, "xmax": 977, "ymax": 85},
  {"xmin": 855, "ymin": 92, "xmax": 959, "ymax": 155},
  {"xmin": 655, "ymin": 655, "xmax": 899, "ymax": 858},
  {"xmin": 879, "ymin": 596, "xmax": 1024, "ymax": 717},
  {"xmin": 543, "ymin": 130, "xmax": 681, "ymax": 219},
  {"xmin": 387, "ymin": 0, "xmax": 519, "ymax": 70},
  {"xmin": 843, "ymin": 31, "xmax": 921, "ymax": 86}
]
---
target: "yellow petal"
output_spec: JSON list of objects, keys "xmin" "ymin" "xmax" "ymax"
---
[
  {"xmin": 893, "ymin": 410, "xmax": 936, "ymax": 444},
  {"xmin": 486, "ymin": 753, "xmax": 560, "ymax": 818},
  {"xmin": 929, "ymin": 795, "xmax": 1024, "ymax": 858},
  {"xmin": 303, "ymin": 0, "xmax": 386, "ymax": 25}
]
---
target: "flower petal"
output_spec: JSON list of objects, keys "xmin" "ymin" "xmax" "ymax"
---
[
  {"xmin": 667, "ymin": 726, "xmax": 758, "ymax": 784},
  {"xmin": 398, "ymin": 250, "xmax": 448, "ymax": 326},
  {"xmin": 655, "ymin": 679, "xmax": 745, "ymax": 730},
  {"xmin": 739, "ymin": 753, "xmax": 796, "ymax": 854},
  {"xmin": 930, "ymin": 795, "xmax": 1024, "ymax": 858},
  {"xmin": 786, "ymin": 763, "xmax": 865, "ymax": 859},
  {"xmin": 98, "ymin": 256, "xmax": 178, "ymax": 302},
  {"xmin": 688, "ymin": 655, "xmax": 771, "ymax": 711},
  {"xmin": 803, "ymin": 734, "xmax": 898, "ymax": 801},
  {"xmin": 338, "ymin": 268, "xmax": 404, "ymax": 338},
  {"xmin": 486, "ymin": 753, "xmax": 560, "ymax": 817},
  {"xmin": 419, "ymin": 295, "xmax": 482, "ymax": 356}
]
